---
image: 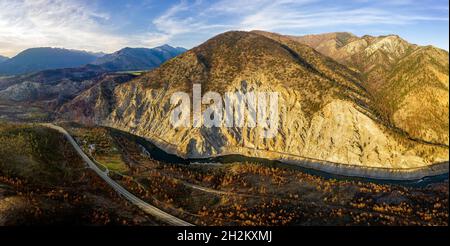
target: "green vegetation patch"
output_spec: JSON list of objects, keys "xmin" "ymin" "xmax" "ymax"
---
[{"xmin": 65, "ymin": 125, "xmax": 130, "ymax": 174}]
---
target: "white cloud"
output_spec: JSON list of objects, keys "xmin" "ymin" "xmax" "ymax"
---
[
  {"xmin": 145, "ymin": 0, "xmax": 231, "ymax": 47},
  {"xmin": 147, "ymin": 0, "xmax": 448, "ymax": 48},
  {"xmin": 0, "ymin": 0, "xmax": 448, "ymax": 56},
  {"xmin": 0, "ymin": 0, "xmax": 128, "ymax": 56},
  {"xmin": 240, "ymin": 6, "xmax": 449, "ymax": 31}
]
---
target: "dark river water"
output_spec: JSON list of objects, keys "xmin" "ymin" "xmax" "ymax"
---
[{"xmin": 141, "ymin": 140, "xmax": 448, "ymax": 188}]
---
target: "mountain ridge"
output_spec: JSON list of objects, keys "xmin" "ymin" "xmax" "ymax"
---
[
  {"xmin": 0, "ymin": 45, "xmax": 187, "ymax": 111},
  {"xmin": 252, "ymin": 30, "xmax": 449, "ymax": 146},
  {"xmin": 0, "ymin": 47, "xmax": 99, "ymax": 76},
  {"xmin": 0, "ymin": 55, "xmax": 8, "ymax": 63},
  {"xmin": 0, "ymin": 45, "xmax": 187, "ymax": 76},
  {"xmin": 91, "ymin": 45, "xmax": 187, "ymax": 72},
  {"xmin": 59, "ymin": 31, "xmax": 448, "ymax": 172}
]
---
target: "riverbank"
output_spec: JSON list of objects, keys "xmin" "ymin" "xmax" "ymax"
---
[{"xmin": 144, "ymin": 133, "xmax": 449, "ymax": 181}]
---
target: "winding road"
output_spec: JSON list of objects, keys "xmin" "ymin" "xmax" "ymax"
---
[{"xmin": 42, "ymin": 123, "xmax": 193, "ymax": 226}]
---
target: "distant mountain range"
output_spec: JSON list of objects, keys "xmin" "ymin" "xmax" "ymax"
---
[
  {"xmin": 0, "ymin": 48, "xmax": 100, "ymax": 76},
  {"xmin": 0, "ymin": 55, "xmax": 8, "ymax": 63},
  {"xmin": 0, "ymin": 45, "xmax": 186, "ymax": 76},
  {"xmin": 0, "ymin": 44, "xmax": 186, "ymax": 113},
  {"xmin": 91, "ymin": 45, "xmax": 187, "ymax": 71}
]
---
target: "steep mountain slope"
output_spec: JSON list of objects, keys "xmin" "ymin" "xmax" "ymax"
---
[
  {"xmin": 0, "ymin": 55, "xmax": 8, "ymax": 63},
  {"xmin": 60, "ymin": 31, "xmax": 448, "ymax": 171},
  {"xmin": 380, "ymin": 46, "xmax": 449, "ymax": 145},
  {"xmin": 254, "ymin": 31, "xmax": 449, "ymax": 146},
  {"xmin": 58, "ymin": 73, "xmax": 133, "ymax": 124},
  {"xmin": 0, "ymin": 48, "xmax": 100, "ymax": 76},
  {"xmin": 91, "ymin": 45, "xmax": 186, "ymax": 72},
  {"xmin": 287, "ymin": 32, "xmax": 361, "ymax": 63}
]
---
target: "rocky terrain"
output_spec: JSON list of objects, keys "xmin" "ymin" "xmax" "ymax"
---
[
  {"xmin": 254, "ymin": 31, "xmax": 449, "ymax": 146},
  {"xmin": 58, "ymin": 72, "xmax": 135, "ymax": 124},
  {"xmin": 58, "ymin": 31, "xmax": 449, "ymax": 175},
  {"xmin": 0, "ymin": 45, "xmax": 186, "ymax": 119},
  {"xmin": 0, "ymin": 65, "xmax": 136, "ymax": 123}
]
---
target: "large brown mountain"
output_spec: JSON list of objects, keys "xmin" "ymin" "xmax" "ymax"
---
[
  {"xmin": 59, "ymin": 31, "xmax": 448, "ymax": 174},
  {"xmin": 253, "ymin": 30, "xmax": 449, "ymax": 145}
]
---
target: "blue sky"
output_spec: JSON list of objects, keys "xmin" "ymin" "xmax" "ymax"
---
[{"xmin": 0, "ymin": 0, "xmax": 448, "ymax": 57}]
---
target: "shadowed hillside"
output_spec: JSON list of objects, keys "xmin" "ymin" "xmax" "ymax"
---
[
  {"xmin": 59, "ymin": 31, "xmax": 449, "ymax": 172},
  {"xmin": 254, "ymin": 31, "xmax": 449, "ymax": 146}
]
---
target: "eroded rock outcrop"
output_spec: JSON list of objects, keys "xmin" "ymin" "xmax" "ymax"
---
[{"xmin": 59, "ymin": 31, "xmax": 449, "ymax": 174}]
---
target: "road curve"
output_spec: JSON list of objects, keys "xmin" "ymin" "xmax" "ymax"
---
[{"xmin": 41, "ymin": 123, "xmax": 193, "ymax": 226}]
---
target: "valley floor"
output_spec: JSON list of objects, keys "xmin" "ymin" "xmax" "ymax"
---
[
  {"xmin": 63, "ymin": 123, "xmax": 450, "ymax": 226},
  {"xmin": 0, "ymin": 121, "xmax": 448, "ymax": 225},
  {"xmin": 0, "ymin": 122, "xmax": 163, "ymax": 225}
]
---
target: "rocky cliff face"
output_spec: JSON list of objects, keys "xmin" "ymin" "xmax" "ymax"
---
[
  {"xmin": 59, "ymin": 31, "xmax": 448, "ymax": 170},
  {"xmin": 254, "ymin": 31, "xmax": 449, "ymax": 146}
]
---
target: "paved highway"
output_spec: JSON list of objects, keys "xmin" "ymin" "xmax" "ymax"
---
[{"xmin": 42, "ymin": 123, "xmax": 193, "ymax": 226}]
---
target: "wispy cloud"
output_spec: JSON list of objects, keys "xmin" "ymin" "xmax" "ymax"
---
[
  {"xmin": 142, "ymin": 0, "xmax": 231, "ymax": 47},
  {"xmin": 0, "ymin": 0, "xmax": 448, "ymax": 56},
  {"xmin": 148, "ymin": 0, "xmax": 448, "ymax": 47},
  {"xmin": 0, "ymin": 0, "xmax": 128, "ymax": 56},
  {"xmin": 240, "ymin": 6, "xmax": 448, "ymax": 30}
]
